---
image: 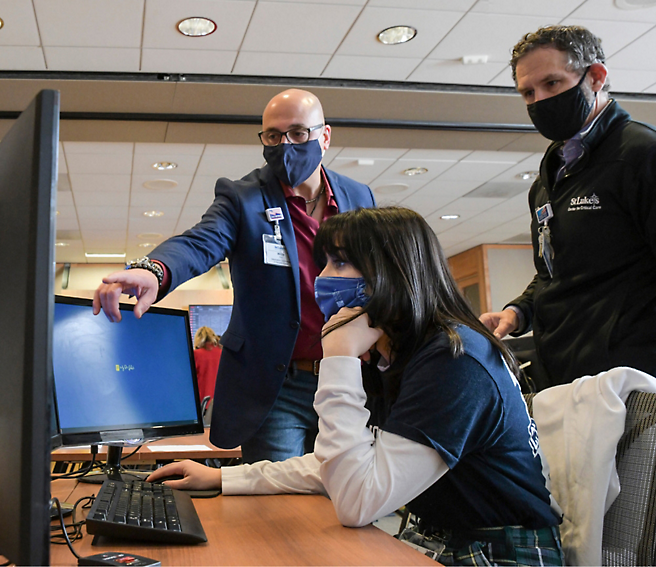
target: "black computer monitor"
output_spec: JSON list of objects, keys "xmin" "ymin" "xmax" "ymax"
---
[
  {"xmin": 0, "ymin": 90, "xmax": 59, "ymax": 566},
  {"xmin": 188, "ymin": 304, "xmax": 233, "ymax": 344},
  {"xmin": 52, "ymin": 296, "xmax": 204, "ymax": 481}
]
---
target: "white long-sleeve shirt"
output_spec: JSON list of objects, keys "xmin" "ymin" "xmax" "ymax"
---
[{"xmin": 222, "ymin": 356, "xmax": 448, "ymax": 527}]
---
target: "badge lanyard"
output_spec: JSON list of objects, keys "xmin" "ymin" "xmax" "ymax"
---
[
  {"xmin": 535, "ymin": 203, "xmax": 554, "ymax": 278},
  {"xmin": 263, "ymin": 207, "xmax": 291, "ymax": 267}
]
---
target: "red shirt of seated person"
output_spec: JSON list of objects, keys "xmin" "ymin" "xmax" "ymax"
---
[{"xmin": 193, "ymin": 326, "xmax": 222, "ymax": 402}]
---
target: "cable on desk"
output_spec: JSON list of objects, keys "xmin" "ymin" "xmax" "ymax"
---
[
  {"xmin": 50, "ymin": 497, "xmax": 86, "ymax": 560},
  {"xmin": 51, "ymin": 445, "xmax": 100, "ymax": 481},
  {"xmin": 50, "ymin": 495, "xmax": 95, "ymax": 549}
]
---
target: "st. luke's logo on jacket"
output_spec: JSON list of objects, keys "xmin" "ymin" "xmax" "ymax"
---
[{"xmin": 567, "ymin": 193, "xmax": 601, "ymax": 212}]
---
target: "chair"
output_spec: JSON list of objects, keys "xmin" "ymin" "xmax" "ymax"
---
[{"xmin": 526, "ymin": 391, "xmax": 656, "ymax": 566}]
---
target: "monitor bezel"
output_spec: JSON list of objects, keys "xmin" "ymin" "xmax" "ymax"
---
[{"xmin": 53, "ymin": 295, "xmax": 204, "ymax": 447}]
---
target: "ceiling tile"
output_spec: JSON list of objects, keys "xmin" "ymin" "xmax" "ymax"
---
[
  {"xmin": 0, "ymin": 47, "xmax": 46, "ymax": 70},
  {"xmin": 0, "ymin": 3, "xmax": 41, "ymax": 45},
  {"xmin": 44, "ymin": 47, "xmax": 140, "ymax": 72},
  {"xmin": 322, "ymin": 55, "xmax": 421, "ymax": 81},
  {"xmin": 262, "ymin": 0, "xmax": 366, "ymax": 3},
  {"xmin": 34, "ymin": 0, "xmax": 144, "ymax": 47},
  {"xmin": 141, "ymin": 49, "xmax": 237, "ymax": 74},
  {"xmin": 428, "ymin": 13, "xmax": 550, "ymax": 62},
  {"xmin": 54, "ymin": 217, "xmax": 80, "ymax": 231},
  {"xmin": 607, "ymin": 27, "xmax": 656, "ymax": 70},
  {"xmin": 233, "ymin": 52, "xmax": 332, "ymax": 77},
  {"xmin": 136, "ymin": 143, "xmax": 205, "ymax": 155},
  {"xmin": 562, "ymin": 18, "xmax": 653, "ymax": 58},
  {"xmin": 471, "ymin": 0, "xmax": 576, "ymax": 17},
  {"xmin": 336, "ymin": 7, "xmax": 462, "ymax": 58},
  {"xmin": 408, "ymin": 59, "xmax": 508, "ymax": 84},
  {"xmin": 607, "ymin": 68, "xmax": 656, "ymax": 92},
  {"xmin": 70, "ymin": 174, "xmax": 131, "ymax": 193},
  {"xmin": 336, "ymin": 147, "xmax": 408, "ymax": 159},
  {"xmin": 143, "ymin": 0, "xmax": 255, "ymax": 50},
  {"xmin": 328, "ymin": 157, "xmax": 397, "ymax": 184},
  {"xmin": 74, "ymin": 192, "xmax": 129, "ymax": 207},
  {"xmin": 66, "ymin": 153, "xmax": 133, "ymax": 175},
  {"xmin": 464, "ymin": 150, "xmax": 530, "ymax": 162},
  {"xmin": 184, "ymin": 190, "xmax": 215, "ymax": 208},
  {"xmin": 368, "ymin": 0, "xmax": 474, "ymax": 9},
  {"xmin": 241, "ymin": 2, "xmax": 363, "ymax": 54},
  {"xmin": 568, "ymin": 0, "xmax": 656, "ymax": 23},
  {"xmin": 79, "ymin": 217, "xmax": 128, "ymax": 231},
  {"xmin": 130, "ymin": 193, "xmax": 187, "ymax": 208},
  {"xmin": 374, "ymin": 158, "xmax": 460, "ymax": 186},
  {"xmin": 64, "ymin": 142, "xmax": 134, "ymax": 154},
  {"xmin": 128, "ymin": 218, "xmax": 178, "ymax": 234},
  {"xmin": 437, "ymin": 161, "xmax": 515, "ymax": 181},
  {"xmin": 197, "ymin": 147, "xmax": 264, "ymax": 176},
  {"xmin": 82, "ymin": 229, "xmax": 127, "ymax": 241},
  {"xmin": 76, "ymin": 206, "xmax": 128, "ymax": 219},
  {"xmin": 189, "ymin": 175, "xmax": 220, "ymax": 196},
  {"xmin": 66, "ymin": 154, "xmax": 132, "ymax": 176}
]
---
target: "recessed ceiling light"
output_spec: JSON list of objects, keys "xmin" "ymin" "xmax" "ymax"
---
[
  {"xmin": 143, "ymin": 179, "xmax": 178, "ymax": 190},
  {"xmin": 177, "ymin": 17, "xmax": 217, "ymax": 37},
  {"xmin": 440, "ymin": 214, "xmax": 460, "ymax": 220},
  {"xmin": 143, "ymin": 210, "xmax": 164, "ymax": 218},
  {"xmin": 516, "ymin": 171, "xmax": 538, "ymax": 181},
  {"xmin": 137, "ymin": 232, "xmax": 163, "ymax": 240},
  {"xmin": 377, "ymin": 25, "xmax": 417, "ymax": 45},
  {"xmin": 138, "ymin": 242, "xmax": 156, "ymax": 248},
  {"xmin": 85, "ymin": 252, "xmax": 127, "ymax": 258},
  {"xmin": 55, "ymin": 242, "xmax": 70, "ymax": 247},
  {"xmin": 403, "ymin": 167, "xmax": 428, "ymax": 176},
  {"xmin": 374, "ymin": 183, "xmax": 410, "ymax": 195},
  {"xmin": 152, "ymin": 161, "xmax": 178, "ymax": 171},
  {"xmin": 0, "ymin": 18, "xmax": 4, "ymax": 30}
]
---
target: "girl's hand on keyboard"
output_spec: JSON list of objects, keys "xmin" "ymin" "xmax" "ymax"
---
[{"xmin": 147, "ymin": 460, "xmax": 222, "ymax": 491}]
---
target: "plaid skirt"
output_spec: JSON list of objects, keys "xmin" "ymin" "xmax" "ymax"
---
[{"xmin": 399, "ymin": 524, "xmax": 564, "ymax": 566}]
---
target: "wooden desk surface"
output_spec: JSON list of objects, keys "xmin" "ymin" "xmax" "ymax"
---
[
  {"xmin": 51, "ymin": 428, "xmax": 241, "ymax": 462},
  {"xmin": 50, "ymin": 480, "xmax": 435, "ymax": 566}
]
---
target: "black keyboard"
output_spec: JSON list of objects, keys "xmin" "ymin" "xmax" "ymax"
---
[{"xmin": 86, "ymin": 479, "xmax": 207, "ymax": 544}]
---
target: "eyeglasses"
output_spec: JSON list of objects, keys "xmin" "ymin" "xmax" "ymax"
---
[{"xmin": 258, "ymin": 124, "xmax": 324, "ymax": 147}]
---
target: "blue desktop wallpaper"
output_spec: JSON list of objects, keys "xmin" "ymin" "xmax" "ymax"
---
[{"xmin": 53, "ymin": 302, "xmax": 199, "ymax": 434}]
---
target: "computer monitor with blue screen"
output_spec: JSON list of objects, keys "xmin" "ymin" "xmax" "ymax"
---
[
  {"xmin": 188, "ymin": 304, "xmax": 233, "ymax": 343},
  {"xmin": 53, "ymin": 296, "xmax": 204, "ymax": 481}
]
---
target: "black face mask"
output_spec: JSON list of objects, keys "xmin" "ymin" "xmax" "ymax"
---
[{"xmin": 527, "ymin": 68, "xmax": 595, "ymax": 142}]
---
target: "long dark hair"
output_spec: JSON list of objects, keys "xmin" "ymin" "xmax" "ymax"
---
[{"xmin": 313, "ymin": 207, "xmax": 520, "ymax": 382}]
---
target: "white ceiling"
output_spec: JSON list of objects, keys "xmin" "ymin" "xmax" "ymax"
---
[{"xmin": 4, "ymin": 0, "xmax": 656, "ymax": 262}]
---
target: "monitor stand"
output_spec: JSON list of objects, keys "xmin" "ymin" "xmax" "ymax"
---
[{"xmin": 79, "ymin": 445, "xmax": 150, "ymax": 484}]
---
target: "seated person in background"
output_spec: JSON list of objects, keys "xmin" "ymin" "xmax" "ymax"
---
[
  {"xmin": 149, "ymin": 207, "xmax": 563, "ymax": 566},
  {"xmin": 193, "ymin": 326, "xmax": 222, "ymax": 402}
]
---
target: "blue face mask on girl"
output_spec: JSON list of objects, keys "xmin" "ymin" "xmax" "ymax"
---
[{"xmin": 314, "ymin": 276, "xmax": 370, "ymax": 322}]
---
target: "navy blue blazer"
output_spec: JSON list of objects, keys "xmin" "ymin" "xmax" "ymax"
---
[{"xmin": 151, "ymin": 165, "xmax": 376, "ymax": 448}]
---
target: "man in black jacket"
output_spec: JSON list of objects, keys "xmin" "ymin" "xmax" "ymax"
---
[{"xmin": 481, "ymin": 25, "xmax": 656, "ymax": 387}]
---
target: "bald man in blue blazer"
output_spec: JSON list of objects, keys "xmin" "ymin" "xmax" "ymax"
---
[{"xmin": 94, "ymin": 89, "xmax": 375, "ymax": 463}]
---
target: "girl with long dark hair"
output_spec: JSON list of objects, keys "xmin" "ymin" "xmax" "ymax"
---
[{"xmin": 150, "ymin": 207, "xmax": 563, "ymax": 566}]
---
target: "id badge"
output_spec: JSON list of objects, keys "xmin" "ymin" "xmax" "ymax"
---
[
  {"xmin": 263, "ymin": 234, "xmax": 291, "ymax": 267},
  {"xmin": 535, "ymin": 203, "xmax": 553, "ymax": 224}
]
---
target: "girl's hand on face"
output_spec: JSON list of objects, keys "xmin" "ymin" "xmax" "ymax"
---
[{"xmin": 321, "ymin": 307, "xmax": 384, "ymax": 359}]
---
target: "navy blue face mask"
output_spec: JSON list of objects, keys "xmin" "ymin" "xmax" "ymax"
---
[
  {"xmin": 314, "ymin": 276, "xmax": 370, "ymax": 322},
  {"xmin": 263, "ymin": 139, "xmax": 323, "ymax": 188}
]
